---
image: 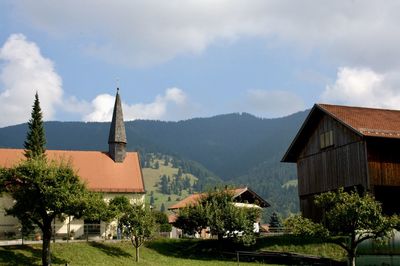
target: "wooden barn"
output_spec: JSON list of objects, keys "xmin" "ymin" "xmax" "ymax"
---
[{"xmin": 282, "ymin": 103, "xmax": 400, "ymax": 220}]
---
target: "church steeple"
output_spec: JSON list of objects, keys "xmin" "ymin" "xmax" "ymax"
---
[{"xmin": 108, "ymin": 88, "xmax": 127, "ymax": 162}]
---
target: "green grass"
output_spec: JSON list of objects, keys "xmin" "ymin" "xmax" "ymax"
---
[
  {"xmin": 142, "ymin": 159, "xmax": 197, "ymax": 210},
  {"xmin": 0, "ymin": 240, "xmax": 260, "ymax": 265},
  {"xmin": 254, "ymin": 235, "xmax": 346, "ymax": 260},
  {"xmin": 0, "ymin": 236, "xmax": 345, "ymax": 265}
]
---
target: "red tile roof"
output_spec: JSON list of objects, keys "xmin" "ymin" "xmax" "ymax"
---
[
  {"xmin": 168, "ymin": 193, "xmax": 205, "ymax": 210},
  {"xmin": 318, "ymin": 104, "xmax": 400, "ymax": 138},
  {"xmin": 0, "ymin": 148, "xmax": 145, "ymax": 193},
  {"xmin": 168, "ymin": 187, "xmax": 269, "ymax": 210}
]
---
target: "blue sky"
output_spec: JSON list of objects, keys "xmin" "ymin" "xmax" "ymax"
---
[{"xmin": 1, "ymin": 1, "xmax": 400, "ymax": 127}]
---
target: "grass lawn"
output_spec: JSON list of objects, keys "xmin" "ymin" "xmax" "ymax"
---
[
  {"xmin": 0, "ymin": 240, "xmax": 261, "ymax": 266},
  {"xmin": 0, "ymin": 236, "xmax": 345, "ymax": 265}
]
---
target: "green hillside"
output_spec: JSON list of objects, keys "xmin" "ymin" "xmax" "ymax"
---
[
  {"xmin": 142, "ymin": 155, "xmax": 198, "ymax": 211},
  {"xmin": 0, "ymin": 111, "xmax": 309, "ymax": 217}
]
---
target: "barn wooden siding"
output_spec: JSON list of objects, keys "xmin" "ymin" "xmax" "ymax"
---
[
  {"xmin": 294, "ymin": 113, "xmax": 371, "ymax": 220},
  {"xmin": 297, "ymin": 114, "xmax": 368, "ymax": 197},
  {"xmin": 367, "ymin": 138, "xmax": 400, "ymax": 187}
]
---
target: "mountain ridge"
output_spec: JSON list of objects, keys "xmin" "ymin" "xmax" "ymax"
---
[{"xmin": 0, "ymin": 110, "xmax": 309, "ymax": 216}]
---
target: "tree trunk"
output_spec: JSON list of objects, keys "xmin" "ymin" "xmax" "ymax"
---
[
  {"xmin": 348, "ymin": 244, "xmax": 357, "ymax": 266},
  {"xmin": 132, "ymin": 236, "xmax": 140, "ymax": 262},
  {"xmin": 42, "ymin": 220, "xmax": 52, "ymax": 266},
  {"xmin": 135, "ymin": 246, "xmax": 139, "ymax": 262},
  {"xmin": 348, "ymin": 253, "xmax": 356, "ymax": 266}
]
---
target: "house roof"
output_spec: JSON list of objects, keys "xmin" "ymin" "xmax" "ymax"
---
[
  {"xmin": 168, "ymin": 187, "xmax": 270, "ymax": 210},
  {"xmin": 282, "ymin": 103, "xmax": 400, "ymax": 162},
  {"xmin": 0, "ymin": 148, "xmax": 145, "ymax": 193},
  {"xmin": 318, "ymin": 104, "xmax": 400, "ymax": 138}
]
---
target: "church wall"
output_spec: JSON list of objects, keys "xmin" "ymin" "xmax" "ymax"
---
[{"xmin": 0, "ymin": 192, "xmax": 146, "ymax": 239}]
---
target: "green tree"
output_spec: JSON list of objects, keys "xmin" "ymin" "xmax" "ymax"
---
[
  {"xmin": 269, "ymin": 212, "xmax": 282, "ymax": 229},
  {"xmin": 160, "ymin": 175, "xmax": 169, "ymax": 194},
  {"xmin": 24, "ymin": 92, "xmax": 46, "ymax": 159},
  {"xmin": 149, "ymin": 194, "xmax": 155, "ymax": 207},
  {"xmin": 174, "ymin": 189, "xmax": 261, "ymax": 245},
  {"xmin": 108, "ymin": 196, "xmax": 131, "ymax": 219},
  {"xmin": 1, "ymin": 159, "xmax": 101, "ymax": 266},
  {"xmin": 316, "ymin": 189, "xmax": 394, "ymax": 266},
  {"xmin": 160, "ymin": 202, "xmax": 166, "ymax": 212},
  {"xmin": 119, "ymin": 204, "xmax": 156, "ymax": 262},
  {"xmin": 153, "ymin": 210, "xmax": 172, "ymax": 232},
  {"xmin": 285, "ymin": 188, "xmax": 396, "ymax": 266},
  {"xmin": 173, "ymin": 203, "xmax": 207, "ymax": 235}
]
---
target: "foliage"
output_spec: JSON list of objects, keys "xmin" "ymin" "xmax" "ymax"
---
[
  {"xmin": 1, "ymin": 159, "xmax": 102, "ymax": 266},
  {"xmin": 174, "ymin": 203, "xmax": 207, "ymax": 235},
  {"xmin": 80, "ymin": 192, "xmax": 109, "ymax": 222},
  {"xmin": 119, "ymin": 204, "xmax": 156, "ymax": 262},
  {"xmin": 153, "ymin": 210, "xmax": 172, "ymax": 232},
  {"xmin": 160, "ymin": 203, "xmax": 166, "ymax": 212},
  {"xmin": 285, "ymin": 188, "xmax": 396, "ymax": 266},
  {"xmin": 24, "ymin": 92, "xmax": 46, "ymax": 160},
  {"xmin": 174, "ymin": 189, "xmax": 261, "ymax": 246},
  {"xmin": 269, "ymin": 212, "xmax": 282, "ymax": 228},
  {"xmin": 284, "ymin": 215, "xmax": 328, "ymax": 239},
  {"xmin": 108, "ymin": 196, "xmax": 131, "ymax": 219},
  {"xmin": 315, "ymin": 188, "xmax": 395, "ymax": 266}
]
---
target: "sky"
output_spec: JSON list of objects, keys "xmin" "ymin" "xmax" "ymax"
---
[{"xmin": 1, "ymin": 1, "xmax": 400, "ymax": 127}]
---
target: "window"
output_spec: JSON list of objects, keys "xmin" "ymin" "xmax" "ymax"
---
[{"xmin": 320, "ymin": 130, "xmax": 333, "ymax": 149}]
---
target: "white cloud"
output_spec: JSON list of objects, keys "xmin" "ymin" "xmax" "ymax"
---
[
  {"xmin": 0, "ymin": 34, "xmax": 192, "ymax": 126},
  {"xmin": 243, "ymin": 89, "xmax": 305, "ymax": 117},
  {"xmin": 84, "ymin": 87, "xmax": 189, "ymax": 122},
  {"xmin": 12, "ymin": 1, "xmax": 400, "ymax": 69},
  {"xmin": 0, "ymin": 34, "xmax": 63, "ymax": 127},
  {"xmin": 320, "ymin": 67, "xmax": 400, "ymax": 109}
]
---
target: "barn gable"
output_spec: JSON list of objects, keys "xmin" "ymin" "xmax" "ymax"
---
[{"xmin": 282, "ymin": 103, "xmax": 400, "ymax": 219}]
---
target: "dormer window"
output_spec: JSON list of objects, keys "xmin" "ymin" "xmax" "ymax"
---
[{"xmin": 320, "ymin": 130, "xmax": 333, "ymax": 149}]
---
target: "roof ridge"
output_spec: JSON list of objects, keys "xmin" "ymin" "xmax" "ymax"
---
[{"xmin": 317, "ymin": 103, "xmax": 400, "ymax": 113}]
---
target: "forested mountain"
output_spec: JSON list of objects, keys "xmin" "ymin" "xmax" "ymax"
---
[{"xmin": 0, "ymin": 110, "xmax": 308, "ymax": 217}]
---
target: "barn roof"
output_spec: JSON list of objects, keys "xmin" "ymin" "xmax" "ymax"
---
[
  {"xmin": 168, "ymin": 187, "xmax": 270, "ymax": 210},
  {"xmin": 0, "ymin": 148, "xmax": 145, "ymax": 193},
  {"xmin": 282, "ymin": 103, "xmax": 400, "ymax": 162}
]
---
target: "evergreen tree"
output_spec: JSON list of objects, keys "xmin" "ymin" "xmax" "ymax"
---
[
  {"xmin": 177, "ymin": 168, "xmax": 182, "ymax": 177},
  {"xmin": 160, "ymin": 175, "xmax": 169, "ymax": 194},
  {"xmin": 269, "ymin": 212, "xmax": 281, "ymax": 228},
  {"xmin": 160, "ymin": 203, "xmax": 166, "ymax": 212},
  {"xmin": 183, "ymin": 176, "xmax": 191, "ymax": 190},
  {"xmin": 150, "ymin": 195, "xmax": 155, "ymax": 207},
  {"xmin": 24, "ymin": 92, "xmax": 46, "ymax": 159}
]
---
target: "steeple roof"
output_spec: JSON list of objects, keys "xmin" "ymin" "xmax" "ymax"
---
[{"xmin": 108, "ymin": 89, "xmax": 127, "ymax": 144}]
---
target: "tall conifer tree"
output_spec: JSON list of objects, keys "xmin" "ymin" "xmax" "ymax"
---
[{"xmin": 24, "ymin": 92, "xmax": 46, "ymax": 159}]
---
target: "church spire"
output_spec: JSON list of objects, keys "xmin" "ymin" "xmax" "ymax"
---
[{"xmin": 108, "ymin": 88, "xmax": 127, "ymax": 162}]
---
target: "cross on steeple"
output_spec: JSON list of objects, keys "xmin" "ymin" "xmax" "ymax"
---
[{"xmin": 108, "ymin": 88, "xmax": 127, "ymax": 162}]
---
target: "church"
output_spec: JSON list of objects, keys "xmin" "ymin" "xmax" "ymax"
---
[{"xmin": 0, "ymin": 90, "xmax": 145, "ymax": 239}]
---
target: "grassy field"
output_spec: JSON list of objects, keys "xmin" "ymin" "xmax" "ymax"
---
[
  {"xmin": 142, "ymin": 159, "xmax": 197, "ymax": 211},
  {"xmin": 0, "ymin": 236, "xmax": 345, "ymax": 265}
]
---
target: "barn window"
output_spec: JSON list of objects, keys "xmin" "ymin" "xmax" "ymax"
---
[{"xmin": 320, "ymin": 130, "xmax": 333, "ymax": 149}]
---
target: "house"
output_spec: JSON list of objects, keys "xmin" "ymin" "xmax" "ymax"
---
[
  {"xmin": 168, "ymin": 187, "xmax": 270, "ymax": 211},
  {"xmin": 282, "ymin": 103, "xmax": 400, "ymax": 220},
  {"xmin": 168, "ymin": 187, "xmax": 270, "ymax": 238},
  {"xmin": 0, "ymin": 89, "xmax": 145, "ymax": 238}
]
